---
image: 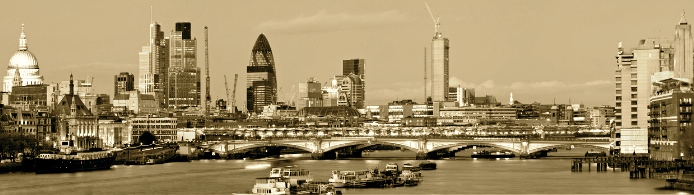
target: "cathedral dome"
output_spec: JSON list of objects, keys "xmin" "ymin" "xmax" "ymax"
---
[
  {"xmin": 8, "ymin": 50, "xmax": 38, "ymax": 70},
  {"xmin": 8, "ymin": 24, "xmax": 38, "ymax": 70}
]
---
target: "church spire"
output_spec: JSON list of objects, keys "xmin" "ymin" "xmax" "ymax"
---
[
  {"xmin": 69, "ymin": 74, "xmax": 74, "ymax": 95},
  {"xmin": 19, "ymin": 24, "xmax": 27, "ymax": 51},
  {"xmin": 680, "ymin": 10, "xmax": 688, "ymax": 24}
]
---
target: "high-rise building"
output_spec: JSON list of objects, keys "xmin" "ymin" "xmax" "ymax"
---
[
  {"xmin": 296, "ymin": 78, "xmax": 322, "ymax": 110},
  {"xmin": 430, "ymin": 29, "xmax": 449, "ymax": 102},
  {"xmin": 138, "ymin": 21, "xmax": 168, "ymax": 109},
  {"xmin": 247, "ymin": 34, "xmax": 277, "ymax": 114},
  {"xmin": 342, "ymin": 59, "xmax": 366, "ymax": 109},
  {"xmin": 4, "ymin": 24, "xmax": 44, "ymax": 92},
  {"xmin": 674, "ymin": 11, "xmax": 693, "ymax": 81},
  {"xmin": 168, "ymin": 22, "xmax": 200, "ymax": 109},
  {"xmin": 614, "ymin": 38, "xmax": 673, "ymax": 130},
  {"xmin": 114, "ymin": 72, "xmax": 135, "ymax": 96}
]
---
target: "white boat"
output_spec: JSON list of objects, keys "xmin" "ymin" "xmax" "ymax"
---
[
  {"xmin": 250, "ymin": 177, "xmax": 291, "ymax": 195},
  {"xmin": 270, "ymin": 166, "xmax": 313, "ymax": 186},
  {"xmin": 398, "ymin": 170, "xmax": 423, "ymax": 186},
  {"xmin": 329, "ymin": 170, "xmax": 356, "ymax": 188},
  {"xmin": 384, "ymin": 163, "xmax": 399, "ymax": 172}
]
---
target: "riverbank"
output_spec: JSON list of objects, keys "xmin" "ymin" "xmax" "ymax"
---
[{"xmin": 0, "ymin": 162, "xmax": 23, "ymax": 173}]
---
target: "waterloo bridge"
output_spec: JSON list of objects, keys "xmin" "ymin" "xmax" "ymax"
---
[{"xmin": 191, "ymin": 127, "xmax": 612, "ymax": 160}]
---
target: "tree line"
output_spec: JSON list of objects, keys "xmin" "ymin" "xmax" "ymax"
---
[{"xmin": 0, "ymin": 133, "xmax": 51, "ymax": 162}]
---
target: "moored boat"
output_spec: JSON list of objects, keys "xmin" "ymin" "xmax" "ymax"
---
[
  {"xmin": 34, "ymin": 148, "xmax": 116, "ymax": 173},
  {"xmin": 585, "ymin": 150, "xmax": 607, "ymax": 157},
  {"xmin": 419, "ymin": 161, "xmax": 437, "ymax": 170},
  {"xmin": 270, "ymin": 166, "xmax": 313, "ymax": 186},
  {"xmin": 471, "ymin": 150, "xmax": 515, "ymax": 159},
  {"xmin": 250, "ymin": 177, "xmax": 291, "ymax": 195}
]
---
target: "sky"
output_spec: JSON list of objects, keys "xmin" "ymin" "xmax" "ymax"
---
[{"xmin": 1, "ymin": 0, "xmax": 693, "ymax": 108}]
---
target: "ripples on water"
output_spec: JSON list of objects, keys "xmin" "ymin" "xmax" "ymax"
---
[{"xmin": 0, "ymin": 150, "xmax": 688, "ymax": 194}]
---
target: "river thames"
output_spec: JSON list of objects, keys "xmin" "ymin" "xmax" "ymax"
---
[{"xmin": 0, "ymin": 149, "xmax": 688, "ymax": 194}]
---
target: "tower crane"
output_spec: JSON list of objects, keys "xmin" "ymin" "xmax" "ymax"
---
[
  {"xmin": 204, "ymin": 26, "xmax": 211, "ymax": 117},
  {"xmin": 425, "ymin": 3, "xmax": 441, "ymax": 34},
  {"xmin": 232, "ymin": 74, "xmax": 238, "ymax": 113},
  {"xmin": 224, "ymin": 75, "xmax": 231, "ymax": 113}
]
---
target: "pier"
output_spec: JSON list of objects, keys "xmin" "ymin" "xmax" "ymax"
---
[{"xmin": 571, "ymin": 157, "xmax": 694, "ymax": 179}]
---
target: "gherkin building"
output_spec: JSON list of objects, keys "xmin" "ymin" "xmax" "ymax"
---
[{"xmin": 247, "ymin": 34, "xmax": 277, "ymax": 114}]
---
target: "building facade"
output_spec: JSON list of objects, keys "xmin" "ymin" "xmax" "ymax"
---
[
  {"xmin": 431, "ymin": 31, "xmax": 449, "ymax": 102},
  {"xmin": 139, "ymin": 21, "xmax": 169, "ymax": 109},
  {"xmin": 112, "ymin": 91, "xmax": 157, "ymax": 115},
  {"xmin": 4, "ymin": 25, "xmax": 43, "ymax": 92},
  {"xmin": 615, "ymin": 38, "xmax": 673, "ymax": 130},
  {"xmin": 674, "ymin": 12, "xmax": 693, "ymax": 81},
  {"xmin": 130, "ymin": 117, "xmax": 178, "ymax": 143},
  {"xmin": 167, "ymin": 22, "xmax": 200, "ymax": 110},
  {"xmin": 52, "ymin": 74, "xmax": 100, "ymax": 151},
  {"xmin": 648, "ymin": 78, "xmax": 694, "ymax": 160},
  {"xmin": 114, "ymin": 72, "xmax": 135, "ymax": 96},
  {"xmin": 296, "ymin": 78, "xmax": 322, "ymax": 110},
  {"xmin": 247, "ymin": 34, "xmax": 278, "ymax": 114},
  {"xmin": 342, "ymin": 59, "xmax": 365, "ymax": 107}
]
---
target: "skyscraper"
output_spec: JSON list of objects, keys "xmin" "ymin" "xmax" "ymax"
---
[
  {"xmin": 430, "ymin": 27, "xmax": 449, "ymax": 102},
  {"xmin": 674, "ymin": 11, "xmax": 693, "ymax": 81},
  {"xmin": 342, "ymin": 59, "xmax": 365, "ymax": 108},
  {"xmin": 138, "ymin": 20, "xmax": 168, "ymax": 108},
  {"xmin": 247, "ymin": 34, "xmax": 277, "ymax": 114},
  {"xmin": 4, "ymin": 24, "xmax": 44, "ymax": 92},
  {"xmin": 167, "ymin": 22, "xmax": 200, "ymax": 109},
  {"xmin": 114, "ymin": 72, "xmax": 135, "ymax": 96},
  {"xmin": 615, "ymin": 38, "xmax": 673, "ymax": 130}
]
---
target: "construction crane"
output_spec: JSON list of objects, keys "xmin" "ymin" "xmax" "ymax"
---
[
  {"xmin": 425, "ymin": 3, "xmax": 441, "ymax": 34},
  {"xmin": 231, "ymin": 74, "xmax": 238, "ymax": 114},
  {"xmin": 224, "ymin": 75, "xmax": 231, "ymax": 113},
  {"xmin": 204, "ymin": 26, "xmax": 211, "ymax": 116}
]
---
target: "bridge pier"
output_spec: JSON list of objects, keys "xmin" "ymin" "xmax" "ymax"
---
[{"xmin": 311, "ymin": 152, "xmax": 324, "ymax": 160}]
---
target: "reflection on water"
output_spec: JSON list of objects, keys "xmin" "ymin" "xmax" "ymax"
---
[{"xmin": 0, "ymin": 150, "xmax": 685, "ymax": 194}]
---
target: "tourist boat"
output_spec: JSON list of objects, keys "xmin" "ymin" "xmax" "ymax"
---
[
  {"xmin": 250, "ymin": 177, "xmax": 291, "ymax": 195},
  {"xmin": 329, "ymin": 169, "xmax": 388, "ymax": 188},
  {"xmin": 471, "ymin": 150, "xmax": 516, "ymax": 159},
  {"xmin": 329, "ymin": 170, "xmax": 356, "ymax": 188},
  {"xmin": 384, "ymin": 163, "xmax": 399, "ymax": 172},
  {"xmin": 34, "ymin": 148, "xmax": 117, "ymax": 173},
  {"xmin": 419, "ymin": 161, "xmax": 437, "ymax": 170},
  {"xmin": 270, "ymin": 166, "xmax": 313, "ymax": 185},
  {"xmin": 398, "ymin": 169, "xmax": 423, "ymax": 186}
]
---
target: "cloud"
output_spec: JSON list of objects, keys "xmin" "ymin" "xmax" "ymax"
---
[
  {"xmin": 507, "ymin": 80, "xmax": 612, "ymax": 90},
  {"xmin": 449, "ymin": 77, "xmax": 494, "ymax": 89},
  {"xmin": 257, "ymin": 10, "xmax": 408, "ymax": 34}
]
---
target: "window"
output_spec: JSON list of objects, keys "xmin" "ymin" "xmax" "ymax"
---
[
  {"xmin": 631, "ymin": 108, "xmax": 637, "ymax": 112},
  {"xmin": 631, "ymin": 80, "xmax": 637, "ymax": 85},
  {"xmin": 631, "ymin": 114, "xmax": 637, "ymax": 118},
  {"xmin": 631, "ymin": 121, "xmax": 638, "ymax": 126},
  {"xmin": 631, "ymin": 101, "xmax": 637, "ymax": 105},
  {"xmin": 631, "ymin": 87, "xmax": 637, "ymax": 92}
]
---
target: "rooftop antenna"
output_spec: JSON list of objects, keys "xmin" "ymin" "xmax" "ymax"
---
[
  {"xmin": 425, "ymin": 3, "xmax": 441, "ymax": 34},
  {"xmin": 424, "ymin": 47, "xmax": 427, "ymax": 101},
  {"xmin": 150, "ymin": 6, "xmax": 153, "ymax": 24}
]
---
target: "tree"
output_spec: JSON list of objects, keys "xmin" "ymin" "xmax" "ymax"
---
[{"xmin": 139, "ymin": 131, "xmax": 156, "ymax": 145}]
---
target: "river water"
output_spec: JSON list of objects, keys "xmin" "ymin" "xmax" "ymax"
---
[{"xmin": 0, "ymin": 149, "xmax": 688, "ymax": 194}]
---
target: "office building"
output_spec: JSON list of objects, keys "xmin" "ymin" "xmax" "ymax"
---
[
  {"xmin": 114, "ymin": 72, "xmax": 135, "ymax": 96},
  {"xmin": 168, "ymin": 22, "xmax": 200, "ymax": 109},
  {"xmin": 430, "ymin": 29, "xmax": 449, "ymax": 102},
  {"xmin": 247, "ymin": 34, "xmax": 278, "ymax": 114},
  {"xmin": 615, "ymin": 38, "xmax": 673, "ymax": 130},
  {"xmin": 674, "ymin": 12, "xmax": 693, "ymax": 81},
  {"xmin": 4, "ymin": 24, "xmax": 44, "ymax": 92},
  {"xmin": 296, "ymin": 78, "xmax": 323, "ymax": 110}
]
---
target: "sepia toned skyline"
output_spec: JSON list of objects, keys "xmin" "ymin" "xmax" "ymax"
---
[{"xmin": 1, "ymin": 0, "xmax": 693, "ymax": 107}]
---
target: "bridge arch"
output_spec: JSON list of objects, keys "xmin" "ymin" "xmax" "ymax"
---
[
  {"xmin": 322, "ymin": 140, "xmax": 419, "ymax": 153},
  {"xmin": 428, "ymin": 142, "xmax": 522, "ymax": 155},
  {"xmin": 209, "ymin": 142, "xmax": 313, "ymax": 154},
  {"xmin": 527, "ymin": 143, "xmax": 610, "ymax": 154}
]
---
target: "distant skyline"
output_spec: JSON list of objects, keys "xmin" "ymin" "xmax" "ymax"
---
[{"xmin": 1, "ymin": 0, "xmax": 693, "ymax": 107}]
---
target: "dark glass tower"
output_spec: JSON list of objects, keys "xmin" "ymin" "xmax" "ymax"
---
[{"xmin": 246, "ymin": 34, "xmax": 277, "ymax": 114}]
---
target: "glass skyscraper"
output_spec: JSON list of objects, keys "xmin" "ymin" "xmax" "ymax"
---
[
  {"xmin": 167, "ymin": 22, "xmax": 200, "ymax": 109},
  {"xmin": 247, "ymin": 34, "xmax": 277, "ymax": 114}
]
